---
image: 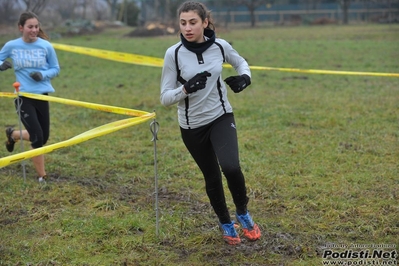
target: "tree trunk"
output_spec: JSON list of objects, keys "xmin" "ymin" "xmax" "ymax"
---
[
  {"xmin": 341, "ymin": 0, "xmax": 351, "ymax": 25},
  {"xmin": 250, "ymin": 8, "xmax": 256, "ymax": 27}
]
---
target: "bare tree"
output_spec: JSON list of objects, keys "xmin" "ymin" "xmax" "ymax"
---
[
  {"xmin": 236, "ymin": 0, "xmax": 268, "ymax": 27},
  {"xmin": 164, "ymin": 0, "xmax": 186, "ymax": 22},
  {"xmin": 305, "ymin": 0, "xmax": 322, "ymax": 10},
  {"xmin": 20, "ymin": 0, "xmax": 48, "ymax": 15},
  {"xmin": 80, "ymin": 0, "xmax": 88, "ymax": 19},
  {"xmin": 139, "ymin": 0, "xmax": 160, "ymax": 23},
  {"xmin": 340, "ymin": 0, "xmax": 351, "ymax": 24},
  {"xmin": 0, "ymin": 0, "xmax": 21, "ymax": 24},
  {"xmin": 103, "ymin": 0, "xmax": 118, "ymax": 21},
  {"xmin": 85, "ymin": 0, "xmax": 108, "ymax": 20},
  {"xmin": 207, "ymin": 0, "xmax": 240, "ymax": 28},
  {"xmin": 50, "ymin": 0, "xmax": 79, "ymax": 20},
  {"xmin": 137, "ymin": 0, "xmax": 186, "ymax": 25}
]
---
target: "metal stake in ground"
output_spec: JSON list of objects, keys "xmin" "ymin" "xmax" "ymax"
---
[
  {"xmin": 13, "ymin": 82, "xmax": 26, "ymax": 181},
  {"xmin": 150, "ymin": 116, "xmax": 160, "ymax": 237}
]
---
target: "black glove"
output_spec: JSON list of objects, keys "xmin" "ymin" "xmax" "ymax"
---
[
  {"xmin": 184, "ymin": 71, "xmax": 212, "ymax": 93},
  {"xmin": 0, "ymin": 61, "xmax": 12, "ymax": 71},
  {"xmin": 224, "ymin": 74, "xmax": 251, "ymax": 93},
  {"xmin": 30, "ymin": 72, "xmax": 43, "ymax": 81}
]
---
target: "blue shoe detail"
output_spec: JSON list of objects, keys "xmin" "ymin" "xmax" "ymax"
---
[
  {"xmin": 220, "ymin": 221, "xmax": 241, "ymax": 245},
  {"xmin": 236, "ymin": 212, "xmax": 261, "ymax": 241},
  {"xmin": 236, "ymin": 212, "xmax": 255, "ymax": 230}
]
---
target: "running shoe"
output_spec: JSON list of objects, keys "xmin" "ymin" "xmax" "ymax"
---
[
  {"xmin": 5, "ymin": 127, "xmax": 15, "ymax": 152},
  {"xmin": 220, "ymin": 221, "xmax": 241, "ymax": 245},
  {"xmin": 37, "ymin": 175, "xmax": 47, "ymax": 183},
  {"xmin": 236, "ymin": 212, "xmax": 261, "ymax": 241}
]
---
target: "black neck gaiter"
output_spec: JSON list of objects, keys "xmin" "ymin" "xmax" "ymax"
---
[{"xmin": 180, "ymin": 28, "xmax": 216, "ymax": 54}]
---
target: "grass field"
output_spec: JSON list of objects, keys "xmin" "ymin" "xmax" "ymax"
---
[{"xmin": 0, "ymin": 24, "xmax": 398, "ymax": 265}]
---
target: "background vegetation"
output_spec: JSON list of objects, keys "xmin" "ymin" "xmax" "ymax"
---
[{"xmin": 0, "ymin": 24, "xmax": 398, "ymax": 265}]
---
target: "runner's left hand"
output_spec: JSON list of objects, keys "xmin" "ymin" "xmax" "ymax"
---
[
  {"xmin": 224, "ymin": 74, "xmax": 251, "ymax": 93},
  {"xmin": 30, "ymin": 72, "xmax": 43, "ymax": 81}
]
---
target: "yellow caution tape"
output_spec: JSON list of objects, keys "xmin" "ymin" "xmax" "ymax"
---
[
  {"xmin": 52, "ymin": 43, "xmax": 164, "ymax": 67},
  {"xmin": 0, "ymin": 92, "xmax": 155, "ymax": 168},
  {"xmin": 52, "ymin": 43, "xmax": 399, "ymax": 78},
  {"xmin": 246, "ymin": 65, "xmax": 399, "ymax": 78},
  {"xmin": 9, "ymin": 92, "xmax": 151, "ymax": 117}
]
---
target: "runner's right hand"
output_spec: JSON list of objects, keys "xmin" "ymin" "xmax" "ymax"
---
[
  {"xmin": 184, "ymin": 71, "xmax": 212, "ymax": 93},
  {"xmin": 0, "ymin": 61, "xmax": 12, "ymax": 71}
]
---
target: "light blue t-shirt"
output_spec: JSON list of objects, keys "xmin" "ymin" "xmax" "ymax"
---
[{"xmin": 0, "ymin": 37, "xmax": 60, "ymax": 94}]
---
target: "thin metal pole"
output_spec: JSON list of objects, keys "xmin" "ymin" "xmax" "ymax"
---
[{"xmin": 150, "ymin": 115, "xmax": 159, "ymax": 237}]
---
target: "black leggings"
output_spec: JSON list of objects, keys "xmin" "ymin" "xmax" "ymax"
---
[
  {"xmin": 14, "ymin": 96, "xmax": 50, "ymax": 149},
  {"xmin": 180, "ymin": 113, "xmax": 249, "ymax": 224}
]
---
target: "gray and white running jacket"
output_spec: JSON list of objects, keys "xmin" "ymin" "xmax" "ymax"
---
[{"xmin": 160, "ymin": 34, "xmax": 251, "ymax": 129}]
